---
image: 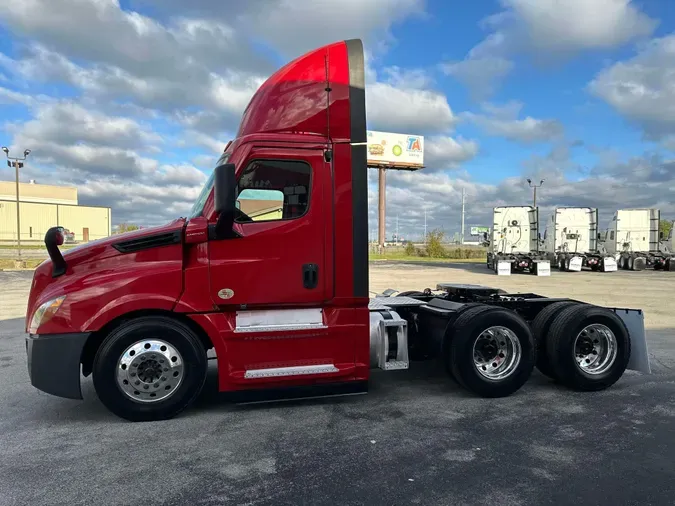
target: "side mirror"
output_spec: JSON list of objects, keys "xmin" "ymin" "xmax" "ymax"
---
[
  {"xmin": 538, "ymin": 232, "xmax": 541, "ymax": 241},
  {"xmin": 660, "ymin": 231, "xmax": 664, "ymax": 240},
  {"xmin": 597, "ymin": 233, "xmax": 602, "ymax": 240},
  {"xmin": 213, "ymin": 163, "xmax": 237, "ymax": 239}
]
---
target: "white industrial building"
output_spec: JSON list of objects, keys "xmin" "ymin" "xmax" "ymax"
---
[{"xmin": 0, "ymin": 180, "xmax": 111, "ymax": 244}]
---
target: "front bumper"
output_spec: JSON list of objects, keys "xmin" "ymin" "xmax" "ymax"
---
[{"xmin": 26, "ymin": 332, "xmax": 90, "ymax": 400}]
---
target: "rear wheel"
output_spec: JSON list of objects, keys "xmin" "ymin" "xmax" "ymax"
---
[
  {"xmin": 545, "ymin": 305, "xmax": 630, "ymax": 391},
  {"xmin": 93, "ymin": 316, "xmax": 208, "ymax": 422},
  {"xmin": 559, "ymin": 256, "xmax": 568, "ymax": 271},
  {"xmin": 633, "ymin": 256, "xmax": 646, "ymax": 271},
  {"xmin": 446, "ymin": 306, "xmax": 535, "ymax": 398},
  {"xmin": 532, "ymin": 301, "xmax": 581, "ymax": 380}
]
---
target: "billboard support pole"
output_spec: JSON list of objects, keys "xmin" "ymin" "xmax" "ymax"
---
[{"xmin": 378, "ymin": 167, "xmax": 386, "ymax": 254}]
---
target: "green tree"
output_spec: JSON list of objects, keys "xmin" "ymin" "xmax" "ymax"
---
[
  {"xmin": 116, "ymin": 223, "xmax": 140, "ymax": 234},
  {"xmin": 404, "ymin": 241, "xmax": 415, "ymax": 256},
  {"xmin": 660, "ymin": 219, "xmax": 673, "ymax": 239},
  {"xmin": 425, "ymin": 229, "xmax": 446, "ymax": 258}
]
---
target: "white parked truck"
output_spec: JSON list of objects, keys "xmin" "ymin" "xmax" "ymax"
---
[
  {"xmin": 602, "ymin": 209, "xmax": 675, "ymax": 271},
  {"xmin": 486, "ymin": 206, "xmax": 550, "ymax": 276},
  {"xmin": 543, "ymin": 207, "xmax": 617, "ymax": 272}
]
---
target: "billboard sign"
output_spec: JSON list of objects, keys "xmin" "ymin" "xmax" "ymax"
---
[
  {"xmin": 470, "ymin": 226, "xmax": 490, "ymax": 236},
  {"xmin": 367, "ymin": 130, "xmax": 424, "ymax": 169}
]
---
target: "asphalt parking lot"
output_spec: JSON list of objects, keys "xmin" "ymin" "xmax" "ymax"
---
[{"xmin": 2, "ymin": 265, "xmax": 675, "ymax": 506}]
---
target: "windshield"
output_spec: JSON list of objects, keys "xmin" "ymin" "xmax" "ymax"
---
[{"xmin": 188, "ymin": 152, "xmax": 231, "ymax": 219}]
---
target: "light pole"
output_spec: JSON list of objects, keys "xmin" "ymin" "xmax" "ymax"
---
[
  {"xmin": 2, "ymin": 147, "xmax": 31, "ymax": 262},
  {"xmin": 527, "ymin": 178, "xmax": 544, "ymax": 208}
]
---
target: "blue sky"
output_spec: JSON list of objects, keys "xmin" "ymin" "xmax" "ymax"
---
[{"xmin": 0, "ymin": 0, "xmax": 674, "ymax": 239}]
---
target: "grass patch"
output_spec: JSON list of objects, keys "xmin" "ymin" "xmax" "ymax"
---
[
  {"xmin": 0, "ymin": 244, "xmax": 76, "ymax": 250},
  {"xmin": 369, "ymin": 254, "xmax": 486, "ymax": 263}
]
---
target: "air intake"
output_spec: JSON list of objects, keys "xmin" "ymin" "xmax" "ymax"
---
[{"xmin": 113, "ymin": 231, "xmax": 181, "ymax": 254}]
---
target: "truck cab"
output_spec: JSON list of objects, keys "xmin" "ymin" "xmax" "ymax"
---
[{"xmin": 26, "ymin": 39, "xmax": 371, "ymax": 420}]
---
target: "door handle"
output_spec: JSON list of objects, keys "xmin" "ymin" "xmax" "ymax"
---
[{"xmin": 302, "ymin": 263, "xmax": 318, "ymax": 289}]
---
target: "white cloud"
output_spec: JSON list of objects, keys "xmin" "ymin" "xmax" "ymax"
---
[
  {"xmin": 443, "ymin": 0, "xmax": 656, "ymax": 99},
  {"xmin": 502, "ymin": 0, "xmax": 657, "ymax": 53},
  {"xmin": 424, "ymin": 136, "xmax": 479, "ymax": 171},
  {"xmin": 366, "ymin": 82, "xmax": 456, "ymax": 133},
  {"xmin": 589, "ymin": 35, "xmax": 675, "ymax": 145},
  {"xmin": 441, "ymin": 57, "xmax": 514, "ymax": 101},
  {"xmin": 463, "ymin": 101, "xmax": 564, "ymax": 144},
  {"xmin": 146, "ymin": 0, "xmax": 426, "ymax": 58}
]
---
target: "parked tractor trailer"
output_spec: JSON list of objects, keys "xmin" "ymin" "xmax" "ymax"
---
[
  {"xmin": 486, "ymin": 206, "xmax": 550, "ymax": 276},
  {"xmin": 543, "ymin": 207, "xmax": 617, "ymax": 272},
  {"xmin": 24, "ymin": 39, "xmax": 649, "ymax": 422},
  {"xmin": 601, "ymin": 209, "xmax": 675, "ymax": 271}
]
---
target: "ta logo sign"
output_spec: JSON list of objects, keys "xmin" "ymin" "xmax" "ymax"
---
[{"xmin": 407, "ymin": 136, "xmax": 422, "ymax": 152}]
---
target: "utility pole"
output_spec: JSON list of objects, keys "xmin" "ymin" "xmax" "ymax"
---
[
  {"xmin": 460, "ymin": 188, "xmax": 466, "ymax": 245},
  {"xmin": 396, "ymin": 214, "xmax": 399, "ymax": 245},
  {"xmin": 2, "ymin": 147, "xmax": 31, "ymax": 264},
  {"xmin": 378, "ymin": 167, "xmax": 386, "ymax": 254},
  {"xmin": 527, "ymin": 179, "xmax": 545, "ymax": 208}
]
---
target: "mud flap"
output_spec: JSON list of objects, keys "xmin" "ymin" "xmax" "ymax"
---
[
  {"xmin": 496, "ymin": 260, "xmax": 511, "ymax": 275},
  {"xmin": 568, "ymin": 256, "xmax": 583, "ymax": 272},
  {"xmin": 612, "ymin": 308, "xmax": 650, "ymax": 374},
  {"xmin": 534, "ymin": 260, "xmax": 550, "ymax": 276},
  {"xmin": 602, "ymin": 257, "xmax": 618, "ymax": 272}
]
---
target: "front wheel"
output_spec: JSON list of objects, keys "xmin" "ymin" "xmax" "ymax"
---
[
  {"xmin": 93, "ymin": 316, "xmax": 208, "ymax": 422},
  {"xmin": 446, "ymin": 306, "xmax": 535, "ymax": 398}
]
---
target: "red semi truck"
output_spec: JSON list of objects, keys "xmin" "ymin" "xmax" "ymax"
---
[{"xmin": 25, "ymin": 39, "xmax": 650, "ymax": 422}]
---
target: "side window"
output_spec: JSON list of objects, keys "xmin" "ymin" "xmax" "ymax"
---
[
  {"xmin": 610, "ymin": 231, "xmax": 615, "ymax": 240},
  {"xmin": 235, "ymin": 159, "xmax": 311, "ymax": 223}
]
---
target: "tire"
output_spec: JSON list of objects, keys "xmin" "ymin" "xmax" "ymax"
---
[
  {"xmin": 544, "ymin": 305, "xmax": 631, "ymax": 392},
  {"xmin": 628, "ymin": 256, "xmax": 634, "ymax": 271},
  {"xmin": 446, "ymin": 305, "xmax": 535, "ymax": 398},
  {"xmin": 93, "ymin": 316, "xmax": 208, "ymax": 422},
  {"xmin": 633, "ymin": 257, "xmax": 646, "ymax": 271},
  {"xmin": 621, "ymin": 255, "xmax": 630, "ymax": 270},
  {"xmin": 532, "ymin": 301, "xmax": 581, "ymax": 380},
  {"xmin": 559, "ymin": 257, "xmax": 568, "ymax": 271}
]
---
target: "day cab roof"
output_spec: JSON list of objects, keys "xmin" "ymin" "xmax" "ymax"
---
[{"xmin": 229, "ymin": 39, "xmax": 367, "ymax": 151}]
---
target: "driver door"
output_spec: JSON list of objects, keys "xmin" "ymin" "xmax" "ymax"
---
[{"xmin": 208, "ymin": 146, "xmax": 329, "ymax": 306}]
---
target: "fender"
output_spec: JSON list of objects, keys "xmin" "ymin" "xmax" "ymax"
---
[{"xmin": 82, "ymin": 293, "xmax": 179, "ymax": 332}]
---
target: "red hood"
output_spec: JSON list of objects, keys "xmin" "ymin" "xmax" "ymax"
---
[
  {"xmin": 60, "ymin": 218, "xmax": 186, "ymax": 266},
  {"xmin": 26, "ymin": 218, "xmax": 186, "ymax": 332}
]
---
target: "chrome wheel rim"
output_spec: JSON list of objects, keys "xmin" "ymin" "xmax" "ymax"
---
[
  {"xmin": 116, "ymin": 339, "xmax": 184, "ymax": 403},
  {"xmin": 574, "ymin": 324, "xmax": 617, "ymax": 375},
  {"xmin": 473, "ymin": 326, "xmax": 522, "ymax": 380}
]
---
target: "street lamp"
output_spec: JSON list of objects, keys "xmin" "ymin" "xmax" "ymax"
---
[
  {"xmin": 2, "ymin": 147, "xmax": 32, "ymax": 262},
  {"xmin": 527, "ymin": 178, "xmax": 544, "ymax": 208}
]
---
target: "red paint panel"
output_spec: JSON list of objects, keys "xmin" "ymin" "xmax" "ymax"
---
[
  {"xmin": 191, "ymin": 307, "xmax": 363, "ymax": 392},
  {"xmin": 33, "ymin": 245, "xmax": 184, "ymax": 334},
  {"xmin": 27, "ymin": 221, "xmax": 186, "ymax": 334},
  {"xmin": 331, "ymin": 142, "xmax": 355, "ymax": 301},
  {"xmin": 237, "ymin": 42, "xmax": 351, "ymax": 142}
]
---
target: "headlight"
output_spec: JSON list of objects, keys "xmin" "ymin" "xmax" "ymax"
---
[{"xmin": 29, "ymin": 296, "xmax": 66, "ymax": 334}]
